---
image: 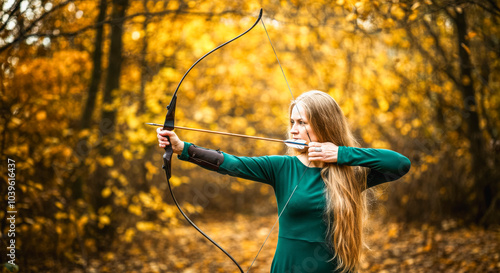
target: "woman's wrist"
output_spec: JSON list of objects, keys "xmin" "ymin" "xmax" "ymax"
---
[{"xmin": 173, "ymin": 141, "xmax": 185, "ymax": 155}]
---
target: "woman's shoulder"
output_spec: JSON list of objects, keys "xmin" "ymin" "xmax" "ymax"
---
[
  {"xmin": 266, "ymin": 154, "xmax": 295, "ymax": 161},
  {"xmin": 263, "ymin": 155, "xmax": 308, "ymax": 171},
  {"xmin": 246, "ymin": 154, "xmax": 298, "ymax": 169},
  {"xmin": 245, "ymin": 154, "xmax": 295, "ymax": 167}
]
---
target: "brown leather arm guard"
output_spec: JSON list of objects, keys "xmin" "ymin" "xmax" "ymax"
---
[{"xmin": 187, "ymin": 144, "xmax": 225, "ymax": 171}]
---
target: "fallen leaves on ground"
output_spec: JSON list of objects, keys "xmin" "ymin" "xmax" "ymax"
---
[{"xmin": 79, "ymin": 214, "xmax": 499, "ymax": 273}]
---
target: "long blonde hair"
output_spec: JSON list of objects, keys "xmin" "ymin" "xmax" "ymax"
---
[{"xmin": 289, "ymin": 90, "xmax": 368, "ymax": 273}]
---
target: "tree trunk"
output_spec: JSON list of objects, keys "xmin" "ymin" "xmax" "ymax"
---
[
  {"xmin": 455, "ymin": 10, "xmax": 492, "ymax": 222},
  {"xmin": 138, "ymin": 0, "xmax": 149, "ymax": 114},
  {"xmin": 101, "ymin": 0, "xmax": 128, "ymax": 128},
  {"xmin": 90, "ymin": 0, "xmax": 128, "ymax": 245},
  {"xmin": 74, "ymin": 0, "xmax": 108, "ymax": 203},
  {"xmin": 81, "ymin": 0, "xmax": 107, "ymax": 129}
]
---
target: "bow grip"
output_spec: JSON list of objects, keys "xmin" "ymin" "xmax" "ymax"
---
[{"xmin": 162, "ymin": 141, "xmax": 173, "ymax": 179}]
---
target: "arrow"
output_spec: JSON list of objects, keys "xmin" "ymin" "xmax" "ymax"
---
[{"xmin": 146, "ymin": 122, "xmax": 308, "ymax": 149}]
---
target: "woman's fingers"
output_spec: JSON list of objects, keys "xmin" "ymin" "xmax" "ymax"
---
[
  {"xmin": 155, "ymin": 127, "xmax": 184, "ymax": 153},
  {"xmin": 308, "ymin": 142, "xmax": 323, "ymax": 160},
  {"xmin": 308, "ymin": 152, "xmax": 325, "ymax": 162},
  {"xmin": 307, "ymin": 142, "xmax": 338, "ymax": 163},
  {"xmin": 308, "ymin": 143, "xmax": 324, "ymax": 161},
  {"xmin": 157, "ymin": 127, "xmax": 173, "ymax": 136},
  {"xmin": 308, "ymin": 142, "xmax": 322, "ymax": 152},
  {"xmin": 156, "ymin": 127, "xmax": 172, "ymax": 147}
]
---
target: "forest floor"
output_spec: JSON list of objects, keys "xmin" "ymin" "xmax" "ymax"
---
[{"xmin": 80, "ymin": 213, "xmax": 500, "ymax": 273}]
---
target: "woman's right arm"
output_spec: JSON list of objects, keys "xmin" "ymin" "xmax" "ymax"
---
[
  {"xmin": 158, "ymin": 128, "xmax": 225, "ymax": 171},
  {"xmin": 156, "ymin": 128, "xmax": 281, "ymax": 186},
  {"xmin": 157, "ymin": 127, "xmax": 184, "ymax": 154}
]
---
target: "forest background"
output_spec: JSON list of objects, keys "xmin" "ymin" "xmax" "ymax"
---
[{"xmin": 0, "ymin": 0, "xmax": 499, "ymax": 272}]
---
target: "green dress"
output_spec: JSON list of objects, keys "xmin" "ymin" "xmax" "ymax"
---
[{"xmin": 178, "ymin": 143, "xmax": 411, "ymax": 273}]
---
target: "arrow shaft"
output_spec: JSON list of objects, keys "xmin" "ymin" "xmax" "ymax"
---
[{"xmin": 147, "ymin": 123, "xmax": 284, "ymax": 143}]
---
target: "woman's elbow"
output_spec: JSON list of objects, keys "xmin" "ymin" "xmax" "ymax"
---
[{"xmin": 399, "ymin": 155, "xmax": 411, "ymax": 177}]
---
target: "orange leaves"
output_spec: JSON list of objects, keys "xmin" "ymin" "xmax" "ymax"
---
[
  {"xmin": 346, "ymin": 13, "xmax": 358, "ymax": 22},
  {"xmin": 36, "ymin": 111, "xmax": 47, "ymax": 121},
  {"xmin": 98, "ymin": 215, "xmax": 111, "ymax": 228},
  {"xmin": 101, "ymin": 187, "xmax": 112, "ymax": 198},
  {"xmin": 360, "ymin": 219, "xmax": 500, "ymax": 272},
  {"xmin": 128, "ymin": 204, "xmax": 143, "ymax": 216},
  {"xmin": 67, "ymin": 214, "xmax": 500, "ymax": 272},
  {"xmin": 390, "ymin": 5, "xmax": 406, "ymax": 20},
  {"xmin": 144, "ymin": 161, "xmax": 158, "ymax": 180},
  {"xmin": 136, "ymin": 221, "xmax": 156, "ymax": 231},
  {"xmin": 2, "ymin": 1, "xmax": 499, "ymax": 272},
  {"xmin": 98, "ymin": 156, "xmax": 114, "ymax": 167},
  {"xmin": 123, "ymin": 228, "xmax": 136, "ymax": 243},
  {"xmin": 169, "ymin": 176, "xmax": 183, "ymax": 187}
]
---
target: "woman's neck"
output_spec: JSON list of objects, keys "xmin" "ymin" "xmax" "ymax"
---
[{"xmin": 296, "ymin": 154, "xmax": 324, "ymax": 168}]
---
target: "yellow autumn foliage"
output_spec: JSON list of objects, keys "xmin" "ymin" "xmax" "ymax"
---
[{"xmin": 1, "ymin": 0, "xmax": 499, "ymax": 271}]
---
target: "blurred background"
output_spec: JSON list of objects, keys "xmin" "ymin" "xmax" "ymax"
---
[{"xmin": 0, "ymin": 0, "xmax": 499, "ymax": 272}]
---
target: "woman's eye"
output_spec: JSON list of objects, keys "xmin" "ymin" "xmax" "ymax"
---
[{"xmin": 291, "ymin": 120, "xmax": 306, "ymax": 126}]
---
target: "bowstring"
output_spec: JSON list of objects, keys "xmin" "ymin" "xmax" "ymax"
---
[
  {"xmin": 246, "ymin": 17, "xmax": 313, "ymax": 272},
  {"xmin": 259, "ymin": 17, "xmax": 312, "ymax": 142}
]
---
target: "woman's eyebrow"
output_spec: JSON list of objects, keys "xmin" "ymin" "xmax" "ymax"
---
[{"xmin": 290, "ymin": 117, "xmax": 307, "ymax": 123}]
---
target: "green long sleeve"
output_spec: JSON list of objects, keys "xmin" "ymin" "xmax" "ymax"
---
[{"xmin": 337, "ymin": 146, "xmax": 411, "ymax": 189}]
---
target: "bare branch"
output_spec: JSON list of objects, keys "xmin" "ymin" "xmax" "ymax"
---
[
  {"xmin": 422, "ymin": 19, "xmax": 450, "ymax": 65},
  {"xmin": 404, "ymin": 24, "xmax": 460, "ymax": 88},
  {"xmin": 0, "ymin": 0, "xmax": 22, "ymax": 33},
  {"xmin": 0, "ymin": 0, "xmax": 75, "ymax": 52},
  {"xmin": 481, "ymin": 0, "xmax": 500, "ymax": 16},
  {"xmin": 0, "ymin": 8, "xmax": 250, "ymax": 53}
]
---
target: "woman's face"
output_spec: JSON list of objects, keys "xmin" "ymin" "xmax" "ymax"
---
[{"xmin": 290, "ymin": 104, "xmax": 318, "ymax": 143}]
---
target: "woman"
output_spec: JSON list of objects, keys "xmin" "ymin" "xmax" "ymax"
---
[{"xmin": 157, "ymin": 90, "xmax": 411, "ymax": 273}]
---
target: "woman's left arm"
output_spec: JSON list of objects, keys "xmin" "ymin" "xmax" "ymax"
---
[
  {"xmin": 308, "ymin": 142, "xmax": 411, "ymax": 188},
  {"xmin": 337, "ymin": 146, "xmax": 411, "ymax": 188}
]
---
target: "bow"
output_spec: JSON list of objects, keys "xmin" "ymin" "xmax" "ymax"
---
[
  {"xmin": 162, "ymin": 9, "xmax": 263, "ymax": 273},
  {"xmin": 161, "ymin": 9, "xmax": 312, "ymax": 272}
]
